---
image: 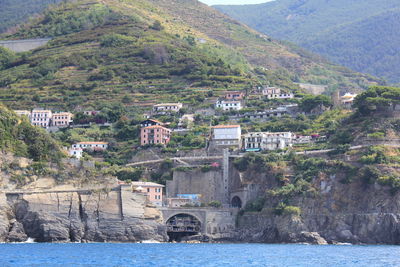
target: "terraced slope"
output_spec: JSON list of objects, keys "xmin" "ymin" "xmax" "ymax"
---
[{"xmin": 0, "ymin": 0, "xmax": 380, "ymax": 112}]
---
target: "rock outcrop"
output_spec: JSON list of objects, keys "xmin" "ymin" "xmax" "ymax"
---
[
  {"xmin": 235, "ymin": 173, "xmax": 400, "ymax": 244},
  {"xmin": 0, "ymin": 186, "xmax": 168, "ymax": 243}
]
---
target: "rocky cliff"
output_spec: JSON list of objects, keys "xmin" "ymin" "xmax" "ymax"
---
[
  {"xmin": 234, "ymin": 167, "xmax": 400, "ymax": 245},
  {"xmin": 0, "ymin": 187, "xmax": 167, "ymax": 243}
]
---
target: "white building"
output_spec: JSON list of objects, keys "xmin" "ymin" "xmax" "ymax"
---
[
  {"xmin": 152, "ymin": 103, "xmax": 183, "ymax": 114},
  {"xmin": 293, "ymin": 135, "xmax": 312, "ymax": 144},
  {"xmin": 242, "ymin": 132, "xmax": 293, "ymax": 151},
  {"xmin": 68, "ymin": 147, "xmax": 83, "ymax": 159},
  {"xmin": 72, "ymin": 141, "xmax": 108, "ymax": 151},
  {"xmin": 30, "ymin": 109, "xmax": 52, "ymax": 128},
  {"xmin": 212, "ymin": 125, "xmax": 241, "ymax": 148},
  {"xmin": 215, "ymin": 100, "xmax": 242, "ymax": 111},
  {"xmin": 341, "ymin": 93, "xmax": 358, "ymax": 109},
  {"xmin": 262, "ymin": 87, "xmax": 294, "ymax": 100}
]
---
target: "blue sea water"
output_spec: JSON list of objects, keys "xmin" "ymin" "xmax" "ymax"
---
[{"xmin": 0, "ymin": 243, "xmax": 399, "ymax": 267}]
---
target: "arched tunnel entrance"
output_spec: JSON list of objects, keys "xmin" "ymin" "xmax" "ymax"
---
[
  {"xmin": 166, "ymin": 213, "xmax": 202, "ymax": 242},
  {"xmin": 231, "ymin": 196, "xmax": 242, "ymax": 208}
]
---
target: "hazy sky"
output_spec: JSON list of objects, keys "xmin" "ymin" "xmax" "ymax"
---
[{"xmin": 199, "ymin": 0, "xmax": 270, "ymax": 5}]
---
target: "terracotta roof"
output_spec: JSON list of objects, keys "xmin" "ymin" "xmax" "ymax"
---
[
  {"xmin": 212, "ymin": 125, "xmax": 241, "ymax": 129},
  {"xmin": 143, "ymin": 125, "xmax": 170, "ymax": 130}
]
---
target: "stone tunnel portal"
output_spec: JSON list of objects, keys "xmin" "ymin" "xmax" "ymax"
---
[
  {"xmin": 166, "ymin": 213, "xmax": 202, "ymax": 241},
  {"xmin": 231, "ymin": 196, "xmax": 242, "ymax": 208}
]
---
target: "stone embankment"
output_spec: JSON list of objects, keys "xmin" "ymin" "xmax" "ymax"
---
[{"xmin": 0, "ymin": 186, "xmax": 167, "ymax": 243}]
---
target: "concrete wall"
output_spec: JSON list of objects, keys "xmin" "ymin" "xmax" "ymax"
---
[
  {"xmin": 0, "ymin": 38, "xmax": 51, "ymax": 52},
  {"xmin": 167, "ymin": 169, "xmax": 225, "ymax": 204}
]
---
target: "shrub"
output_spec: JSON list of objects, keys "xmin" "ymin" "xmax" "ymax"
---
[
  {"xmin": 244, "ymin": 197, "xmax": 265, "ymax": 212},
  {"xmin": 208, "ymin": 201, "xmax": 222, "ymax": 208},
  {"xmin": 100, "ymin": 34, "xmax": 134, "ymax": 47},
  {"xmin": 150, "ymin": 20, "xmax": 164, "ymax": 31},
  {"xmin": 377, "ymin": 175, "xmax": 400, "ymax": 195},
  {"xmin": 200, "ymin": 165, "xmax": 212, "ymax": 172},
  {"xmin": 282, "ymin": 205, "xmax": 301, "ymax": 216},
  {"xmin": 367, "ymin": 132, "xmax": 385, "ymax": 139},
  {"xmin": 359, "ymin": 166, "xmax": 381, "ymax": 184}
]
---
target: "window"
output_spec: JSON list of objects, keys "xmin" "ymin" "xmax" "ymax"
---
[{"xmin": 147, "ymin": 188, "xmax": 150, "ymax": 193}]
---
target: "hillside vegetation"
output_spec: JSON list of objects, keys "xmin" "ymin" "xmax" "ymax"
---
[
  {"xmin": 0, "ymin": 104, "xmax": 63, "ymax": 162},
  {"xmin": 0, "ymin": 0, "xmax": 381, "ymax": 113},
  {"xmin": 0, "ymin": 0, "xmax": 63, "ymax": 34},
  {"xmin": 215, "ymin": 0, "xmax": 400, "ymax": 83}
]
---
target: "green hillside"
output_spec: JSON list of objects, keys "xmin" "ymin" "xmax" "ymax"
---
[
  {"xmin": 0, "ymin": 0, "xmax": 381, "ymax": 113},
  {"xmin": 0, "ymin": 0, "xmax": 63, "ymax": 33},
  {"xmin": 215, "ymin": 0, "xmax": 400, "ymax": 83},
  {"xmin": 0, "ymin": 104, "xmax": 63, "ymax": 162}
]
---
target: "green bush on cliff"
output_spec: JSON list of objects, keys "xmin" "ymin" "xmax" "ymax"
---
[
  {"xmin": 359, "ymin": 166, "xmax": 381, "ymax": 185},
  {"xmin": 274, "ymin": 202, "xmax": 301, "ymax": 216},
  {"xmin": 243, "ymin": 197, "xmax": 265, "ymax": 212},
  {"xmin": 377, "ymin": 175, "xmax": 400, "ymax": 195},
  {"xmin": 359, "ymin": 146, "xmax": 389, "ymax": 165}
]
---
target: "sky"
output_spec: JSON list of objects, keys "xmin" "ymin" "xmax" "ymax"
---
[{"xmin": 199, "ymin": 0, "xmax": 271, "ymax": 5}]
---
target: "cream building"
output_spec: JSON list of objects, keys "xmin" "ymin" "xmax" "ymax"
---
[
  {"xmin": 242, "ymin": 132, "xmax": 293, "ymax": 151},
  {"xmin": 52, "ymin": 112, "xmax": 73, "ymax": 127}
]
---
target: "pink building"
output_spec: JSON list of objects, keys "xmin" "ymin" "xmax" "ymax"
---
[
  {"xmin": 52, "ymin": 112, "xmax": 73, "ymax": 127},
  {"xmin": 225, "ymin": 91, "xmax": 245, "ymax": 100},
  {"xmin": 132, "ymin": 181, "xmax": 164, "ymax": 206},
  {"xmin": 141, "ymin": 125, "xmax": 172, "ymax": 146}
]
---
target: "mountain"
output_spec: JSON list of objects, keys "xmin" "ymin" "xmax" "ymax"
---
[
  {"xmin": 215, "ymin": 0, "xmax": 400, "ymax": 83},
  {"xmin": 0, "ymin": 0, "xmax": 381, "ymax": 112},
  {"xmin": 0, "ymin": 0, "xmax": 63, "ymax": 34}
]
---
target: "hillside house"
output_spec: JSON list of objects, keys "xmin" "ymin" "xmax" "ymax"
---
[
  {"xmin": 225, "ymin": 91, "xmax": 245, "ymax": 100},
  {"xmin": 72, "ymin": 141, "xmax": 108, "ymax": 151},
  {"xmin": 52, "ymin": 112, "xmax": 73, "ymax": 127},
  {"xmin": 152, "ymin": 103, "xmax": 183, "ymax": 114},
  {"xmin": 30, "ymin": 109, "xmax": 52, "ymax": 127},
  {"xmin": 132, "ymin": 181, "xmax": 164, "ymax": 206},
  {"xmin": 141, "ymin": 125, "xmax": 172, "ymax": 146},
  {"xmin": 140, "ymin": 119, "xmax": 163, "ymax": 128},
  {"xmin": 341, "ymin": 93, "xmax": 358, "ymax": 109},
  {"xmin": 263, "ymin": 87, "xmax": 294, "ymax": 99},
  {"xmin": 215, "ymin": 100, "xmax": 242, "ymax": 111},
  {"xmin": 242, "ymin": 132, "xmax": 293, "ymax": 151},
  {"xmin": 211, "ymin": 125, "xmax": 241, "ymax": 148},
  {"xmin": 293, "ymin": 135, "xmax": 313, "ymax": 144},
  {"xmin": 68, "ymin": 147, "xmax": 83, "ymax": 159},
  {"xmin": 83, "ymin": 110, "xmax": 100, "ymax": 116}
]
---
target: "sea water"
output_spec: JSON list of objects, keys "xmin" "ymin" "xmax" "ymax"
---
[{"xmin": 0, "ymin": 243, "xmax": 399, "ymax": 266}]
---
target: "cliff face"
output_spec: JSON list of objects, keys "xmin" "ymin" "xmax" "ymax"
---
[
  {"xmin": 0, "ymin": 187, "xmax": 167, "ymax": 243},
  {"xmin": 235, "ymin": 171, "xmax": 400, "ymax": 244}
]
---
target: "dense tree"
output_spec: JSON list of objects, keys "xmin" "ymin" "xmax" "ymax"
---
[
  {"xmin": 299, "ymin": 94, "xmax": 332, "ymax": 113},
  {"xmin": 354, "ymin": 86, "xmax": 400, "ymax": 115}
]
